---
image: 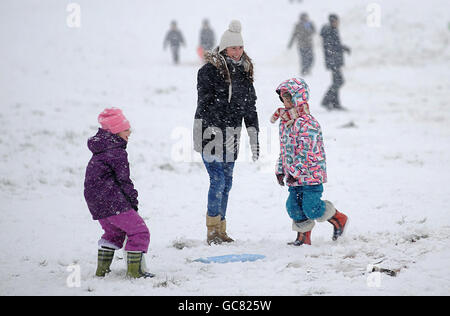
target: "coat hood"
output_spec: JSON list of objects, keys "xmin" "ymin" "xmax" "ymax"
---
[
  {"xmin": 276, "ymin": 78, "xmax": 310, "ymax": 108},
  {"xmin": 87, "ymin": 128, "xmax": 127, "ymax": 154}
]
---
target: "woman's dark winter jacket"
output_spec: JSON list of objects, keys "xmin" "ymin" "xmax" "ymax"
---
[
  {"xmin": 84, "ymin": 128, "xmax": 138, "ymax": 220},
  {"xmin": 194, "ymin": 49, "xmax": 259, "ymax": 162},
  {"xmin": 320, "ymin": 24, "xmax": 349, "ymax": 70}
]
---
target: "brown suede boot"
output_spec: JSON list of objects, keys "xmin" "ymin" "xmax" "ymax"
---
[
  {"xmin": 206, "ymin": 215, "xmax": 222, "ymax": 245},
  {"xmin": 219, "ymin": 220, "xmax": 234, "ymax": 243}
]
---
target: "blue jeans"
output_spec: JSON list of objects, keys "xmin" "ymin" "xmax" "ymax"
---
[
  {"xmin": 202, "ymin": 156, "xmax": 235, "ymax": 220},
  {"xmin": 286, "ymin": 185, "xmax": 326, "ymax": 222}
]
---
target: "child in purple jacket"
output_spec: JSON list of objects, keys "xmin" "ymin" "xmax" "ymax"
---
[{"xmin": 84, "ymin": 108, "xmax": 153, "ymax": 278}]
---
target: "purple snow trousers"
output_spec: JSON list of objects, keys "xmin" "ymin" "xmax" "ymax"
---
[{"xmin": 98, "ymin": 210, "xmax": 150, "ymax": 253}]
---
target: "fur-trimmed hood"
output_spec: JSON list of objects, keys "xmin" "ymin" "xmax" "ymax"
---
[{"xmin": 204, "ymin": 47, "xmax": 254, "ymax": 83}]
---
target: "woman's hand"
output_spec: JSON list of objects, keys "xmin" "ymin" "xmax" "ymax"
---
[{"xmin": 251, "ymin": 143, "xmax": 259, "ymax": 162}]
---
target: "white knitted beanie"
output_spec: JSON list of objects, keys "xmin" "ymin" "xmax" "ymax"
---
[{"xmin": 219, "ymin": 20, "xmax": 244, "ymax": 52}]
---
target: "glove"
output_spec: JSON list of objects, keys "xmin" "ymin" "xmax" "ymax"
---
[
  {"xmin": 276, "ymin": 174, "xmax": 285, "ymax": 186},
  {"xmin": 248, "ymin": 129, "xmax": 259, "ymax": 162},
  {"xmin": 251, "ymin": 143, "xmax": 259, "ymax": 162},
  {"xmin": 286, "ymin": 174, "xmax": 297, "ymax": 185},
  {"xmin": 343, "ymin": 45, "xmax": 351, "ymax": 55}
]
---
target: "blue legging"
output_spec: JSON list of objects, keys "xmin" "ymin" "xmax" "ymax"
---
[
  {"xmin": 202, "ymin": 156, "xmax": 235, "ymax": 220},
  {"xmin": 286, "ymin": 185, "xmax": 326, "ymax": 221}
]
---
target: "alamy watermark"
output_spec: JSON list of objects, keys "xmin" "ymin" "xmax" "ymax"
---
[
  {"xmin": 66, "ymin": 3, "xmax": 81, "ymax": 28},
  {"xmin": 366, "ymin": 3, "xmax": 381, "ymax": 28},
  {"xmin": 171, "ymin": 120, "xmax": 280, "ymax": 167},
  {"xmin": 66, "ymin": 264, "xmax": 81, "ymax": 288}
]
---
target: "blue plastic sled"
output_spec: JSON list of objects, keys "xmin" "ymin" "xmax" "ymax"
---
[{"xmin": 193, "ymin": 254, "xmax": 265, "ymax": 264}]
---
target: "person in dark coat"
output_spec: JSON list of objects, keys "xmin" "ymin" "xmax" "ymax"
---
[
  {"xmin": 288, "ymin": 13, "xmax": 316, "ymax": 76},
  {"xmin": 197, "ymin": 19, "xmax": 216, "ymax": 62},
  {"xmin": 193, "ymin": 20, "xmax": 259, "ymax": 245},
  {"xmin": 84, "ymin": 108, "xmax": 153, "ymax": 279},
  {"xmin": 199, "ymin": 19, "xmax": 215, "ymax": 52},
  {"xmin": 163, "ymin": 20, "xmax": 186, "ymax": 64},
  {"xmin": 320, "ymin": 14, "xmax": 351, "ymax": 110}
]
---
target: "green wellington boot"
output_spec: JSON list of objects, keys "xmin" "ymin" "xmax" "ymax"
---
[
  {"xmin": 126, "ymin": 252, "xmax": 155, "ymax": 279},
  {"xmin": 95, "ymin": 248, "xmax": 114, "ymax": 277}
]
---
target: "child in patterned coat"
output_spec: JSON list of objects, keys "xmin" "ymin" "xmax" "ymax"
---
[{"xmin": 272, "ymin": 78, "xmax": 349, "ymax": 246}]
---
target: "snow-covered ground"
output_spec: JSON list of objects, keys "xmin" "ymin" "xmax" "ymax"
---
[{"xmin": 1, "ymin": 0, "xmax": 449, "ymax": 295}]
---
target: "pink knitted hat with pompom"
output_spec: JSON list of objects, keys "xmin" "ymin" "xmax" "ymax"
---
[{"xmin": 98, "ymin": 108, "xmax": 130, "ymax": 134}]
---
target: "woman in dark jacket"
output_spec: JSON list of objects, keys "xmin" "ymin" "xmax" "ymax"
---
[{"xmin": 193, "ymin": 20, "xmax": 260, "ymax": 245}]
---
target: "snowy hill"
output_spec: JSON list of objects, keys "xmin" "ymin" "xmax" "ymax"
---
[{"xmin": 0, "ymin": 0, "xmax": 449, "ymax": 295}]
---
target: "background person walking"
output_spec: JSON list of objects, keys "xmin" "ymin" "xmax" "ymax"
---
[
  {"xmin": 163, "ymin": 20, "xmax": 186, "ymax": 65},
  {"xmin": 198, "ymin": 18, "xmax": 216, "ymax": 61},
  {"xmin": 320, "ymin": 14, "xmax": 351, "ymax": 110},
  {"xmin": 288, "ymin": 13, "xmax": 316, "ymax": 76}
]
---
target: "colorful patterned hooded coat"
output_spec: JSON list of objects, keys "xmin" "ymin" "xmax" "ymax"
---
[{"xmin": 275, "ymin": 78, "xmax": 327, "ymax": 186}]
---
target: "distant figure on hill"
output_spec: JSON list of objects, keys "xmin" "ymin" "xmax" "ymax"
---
[
  {"xmin": 163, "ymin": 20, "xmax": 186, "ymax": 65},
  {"xmin": 320, "ymin": 14, "xmax": 351, "ymax": 111},
  {"xmin": 288, "ymin": 13, "xmax": 316, "ymax": 76},
  {"xmin": 198, "ymin": 19, "xmax": 216, "ymax": 61}
]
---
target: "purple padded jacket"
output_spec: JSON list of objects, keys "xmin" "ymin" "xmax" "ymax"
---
[{"xmin": 84, "ymin": 128, "xmax": 138, "ymax": 220}]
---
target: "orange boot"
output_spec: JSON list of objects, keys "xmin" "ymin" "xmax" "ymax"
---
[
  {"xmin": 328, "ymin": 210, "xmax": 348, "ymax": 241},
  {"xmin": 288, "ymin": 231, "xmax": 312, "ymax": 246}
]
